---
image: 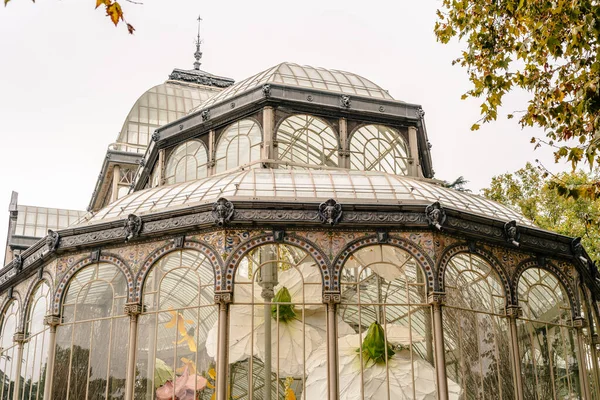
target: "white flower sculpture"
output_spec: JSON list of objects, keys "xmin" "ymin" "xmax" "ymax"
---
[
  {"xmin": 305, "ymin": 322, "xmax": 462, "ymax": 400},
  {"xmin": 206, "ymin": 261, "xmax": 353, "ymax": 377}
]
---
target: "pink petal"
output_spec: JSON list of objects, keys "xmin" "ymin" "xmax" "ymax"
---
[{"xmin": 155, "ymin": 381, "xmax": 174, "ymax": 400}]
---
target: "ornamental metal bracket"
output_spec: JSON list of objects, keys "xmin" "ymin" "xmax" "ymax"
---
[
  {"xmin": 123, "ymin": 303, "xmax": 144, "ymax": 321},
  {"xmin": 212, "ymin": 198, "xmax": 234, "ymax": 227},
  {"xmin": 12, "ymin": 255, "xmax": 22, "ymax": 273},
  {"xmin": 504, "ymin": 220, "xmax": 520, "ymax": 247},
  {"xmin": 571, "ymin": 237, "xmax": 589, "ymax": 266},
  {"xmin": 262, "ymin": 84, "xmax": 271, "ymax": 98},
  {"xmin": 45, "ymin": 230, "xmax": 60, "ymax": 252},
  {"xmin": 124, "ymin": 214, "xmax": 143, "ymax": 242},
  {"xmin": 318, "ymin": 199, "xmax": 342, "ymax": 226},
  {"xmin": 43, "ymin": 315, "xmax": 62, "ymax": 327},
  {"xmin": 572, "ymin": 317, "xmax": 587, "ymax": 329},
  {"xmin": 425, "ymin": 202, "xmax": 446, "ymax": 230},
  {"xmin": 340, "ymin": 95, "xmax": 351, "ymax": 109}
]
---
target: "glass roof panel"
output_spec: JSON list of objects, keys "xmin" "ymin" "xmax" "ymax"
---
[
  {"xmin": 15, "ymin": 205, "xmax": 86, "ymax": 238},
  {"xmin": 80, "ymin": 169, "xmax": 534, "ymax": 226},
  {"xmin": 191, "ymin": 62, "xmax": 394, "ymax": 113},
  {"xmin": 115, "ymin": 82, "xmax": 222, "ymax": 154}
]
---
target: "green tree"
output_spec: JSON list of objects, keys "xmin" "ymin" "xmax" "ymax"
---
[
  {"xmin": 435, "ymin": 1, "xmax": 600, "ymax": 178},
  {"xmin": 483, "ymin": 162, "xmax": 600, "ymax": 263}
]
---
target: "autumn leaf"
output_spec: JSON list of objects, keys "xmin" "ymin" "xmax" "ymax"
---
[
  {"xmin": 95, "ymin": 0, "xmax": 110, "ymax": 9},
  {"xmin": 106, "ymin": 1, "xmax": 123, "ymax": 26},
  {"xmin": 127, "ymin": 23, "xmax": 135, "ymax": 34}
]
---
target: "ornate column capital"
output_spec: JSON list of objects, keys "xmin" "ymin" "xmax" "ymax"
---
[
  {"xmin": 43, "ymin": 314, "xmax": 62, "ymax": 327},
  {"xmin": 427, "ymin": 291, "xmax": 446, "ymax": 306},
  {"xmin": 322, "ymin": 293, "xmax": 341, "ymax": 305},
  {"xmin": 572, "ymin": 317, "xmax": 587, "ymax": 329},
  {"xmin": 214, "ymin": 292, "xmax": 232, "ymax": 305},
  {"xmin": 124, "ymin": 302, "xmax": 143, "ymax": 321},
  {"xmin": 592, "ymin": 334, "xmax": 600, "ymax": 346},
  {"xmin": 505, "ymin": 305, "xmax": 523, "ymax": 319},
  {"xmin": 13, "ymin": 332, "xmax": 27, "ymax": 344}
]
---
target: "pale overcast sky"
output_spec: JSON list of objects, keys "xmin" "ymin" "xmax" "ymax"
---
[{"xmin": 0, "ymin": 0, "xmax": 568, "ymax": 255}]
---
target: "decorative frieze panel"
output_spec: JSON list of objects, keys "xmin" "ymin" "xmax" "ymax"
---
[{"xmin": 294, "ymin": 231, "xmax": 368, "ymax": 261}]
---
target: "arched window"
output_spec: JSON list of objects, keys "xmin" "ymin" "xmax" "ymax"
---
[
  {"xmin": 51, "ymin": 263, "xmax": 129, "ymax": 400},
  {"xmin": 218, "ymin": 244, "xmax": 326, "ymax": 399},
  {"xmin": 20, "ymin": 282, "xmax": 51, "ymax": 400},
  {"xmin": 134, "ymin": 249, "xmax": 216, "ymax": 400},
  {"xmin": 326, "ymin": 244, "xmax": 460, "ymax": 399},
  {"xmin": 443, "ymin": 253, "xmax": 513, "ymax": 398},
  {"xmin": 349, "ymin": 125, "xmax": 410, "ymax": 175},
  {"xmin": 275, "ymin": 115, "xmax": 338, "ymax": 168},
  {"xmin": 215, "ymin": 119, "xmax": 262, "ymax": 173},
  {"xmin": 165, "ymin": 140, "xmax": 209, "ymax": 184},
  {"xmin": 517, "ymin": 268, "xmax": 580, "ymax": 399},
  {"xmin": 0, "ymin": 300, "xmax": 19, "ymax": 400}
]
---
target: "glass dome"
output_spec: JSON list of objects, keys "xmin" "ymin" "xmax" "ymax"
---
[
  {"xmin": 81, "ymin": 169, "xmax": 533, "ymax": 226},
  {"xmin": 114, "ymin": 81, "xmax": 222, "ymax": 154},
  {"xmin": 190, "ymin": 62, "xmax": 394, "ymax": 112}
]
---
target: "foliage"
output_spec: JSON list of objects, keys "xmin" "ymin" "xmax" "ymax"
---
[
  {"xmin": 4, "ymin": 0, "xmax": 134, "ymax": 33},
  {"xmin": 271, "ymin": 286, "xmax": 296, "ymax": 322},
  {"xmin": 359, "ymin": 321, "xmax": 395, "ymax": 365},
  {"xmin": 442, "ymin": 176, "xmax": 471, "ymax": 192},
  {"xmin": 435, "ymin": 0, "xmax": 600, "ymax": 171},
  {"xmin": 482, "ymin": 162, "xmax": 600, "ymax": 263}
]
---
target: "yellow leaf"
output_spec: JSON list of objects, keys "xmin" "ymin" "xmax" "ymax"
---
[
  {"xmin": 285, "ymin": 388, "xmax": 296, "ymax": 400},
  {"xmin": 106, "ymin": 1, "xmax": 123, "ymax": 26},
  {"xmin": 208, "ymin": 368, "xmax": 216, "ymax": 380},
  {"xmin": 471, "ymin": 123, "xmax": 480, "ymax": 131},
  {"xmin": 95, "ymin": 0, "xmax": 110, "ymax": 9}
]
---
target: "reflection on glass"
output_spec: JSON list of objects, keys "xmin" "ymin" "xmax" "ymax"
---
[
  {"xmin": 443, "ymin": 253, "xmax": 514, "ymax": 399},
  {"xmin": 20, "ymin": 282, "xmax": 51, "ymax": 400},
  {"xmin": 0, "ymin": 301, "xmax": 19, "ymax": 400},
  {"xmin": 51, "ymin": 263, "xmax": 128, "ymax": 400},
  {"xmin": 517, "ymin": 268, "xmax": 580, "ymax": 399},
  {"xmin": 165, "ymin": 140, "xmax": 209, "ymax": 185},
  {"xmin": 213, "ymin": 244, "xmax": 327, "ymax": 399},
  {"xmin": 134, "ymin": 250, "xmax": 216, "ymax": 400},
  {"xmin": 215, "ymin": 119, "xmax": 262, "ymax": 173},
  {"xmin": 276, "ymin": 115, "xmax": 338, "ymax": 168},
  {"xmin": 349, "ymin": 125, "xmax": 410, "ymax": 175},
  {"xmin": 325, "ymin": 245, "xmax": 460, "ymax": 399}
]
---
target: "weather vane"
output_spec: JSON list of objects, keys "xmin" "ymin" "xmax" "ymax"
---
[{"xmin": 194, "ymin": 15, "xmax": 203, "ymax": 70}]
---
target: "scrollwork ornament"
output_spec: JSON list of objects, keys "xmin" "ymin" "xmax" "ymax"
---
[
  {"xmin": 318, "ymin": 199, "xmax": 342, "ymax": 226},
  {"xmin": 124, "ymin": 214, "xmax": 143, "ymax": 242},
  {"xmin": 214, "ymin": 292, "xmax": 232, "ymax": 305},
  {"xmin": 46, "ymin": 230, "xmax": 60, "ymax": 252},
  {"xmin": 427, "ymin": 291, "xmax": 446, "ymax": 306},
  {"xmin": 504, "ymin": 220, "xmax": 520, "ymax": 247},
  {"xmin": 212, "ymin": 198, "xmax": 234, "ymax": 226},
  {"xmin": 425, "ymin": 202, "xmax": 446, "ymax": 230},
  {"xmin": 505, "ymin": 305, "xmax": 522, "ymax": 319},
  {"xmin": 322, "ymin": 293, "xmax": 341, "ymax": 304}
]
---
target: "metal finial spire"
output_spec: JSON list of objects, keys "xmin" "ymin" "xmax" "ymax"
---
[{"xmin": 193, "ymin": 15, "xmax": 203, "ymax": 70}]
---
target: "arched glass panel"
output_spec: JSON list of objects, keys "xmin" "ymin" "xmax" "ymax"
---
[
  {"xmin": 578, "ymin": 288, "xmax": 599, "ymax": 399},
  {"xmin": 517, "ymin": 268, "xmax": 580, "ymax": 399},
  {"xmin": 20, "ymin": 282, "xmax": 51, "ymax": 400},
  {"xmin": 134, "ymin": 249, "xmax": 217, "ymax": 400},
  {"xmin": 165, "ymin": 140, "xmax": 208, "ymax": 185},
  {"xmin": 330, "ymin": 245, "xmax": 460, "ymax": 399},
  {"xmin": 51, "ymin": 263, "xmax": 128, "ymax": 400},
  {"xmin": 220, "ymin": 244, "xmax": 326, "ymax": 399},
  {"xmin": 443, "ymin": 253, "xmax": 513, "ymax": 399},
  {"xmin": 349, "ymin": 125, "xmax": 410, "ymax": 175},
  {"xmin": 275, "ymin": 115, "xmax": 338, "ymax": 168},
  {"xmin": 215, "ymin": 119, "xmax": 262, "ymax": 173},
  {"xmin": 0, "ymin": 301, "xmax": 19, "ymax": 400}
]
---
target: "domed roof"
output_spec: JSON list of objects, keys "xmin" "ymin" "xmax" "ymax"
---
[
  {"xmin": 189, "ymin": 62, "xmax": 394, "ymax": 113},
  {"xmin": 79, "ymin": 169, "xmax": 533, "ymax": 226},
  {"xmin": 114, "ymin": 81, "xmax": 223, "ymax": 153}
]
